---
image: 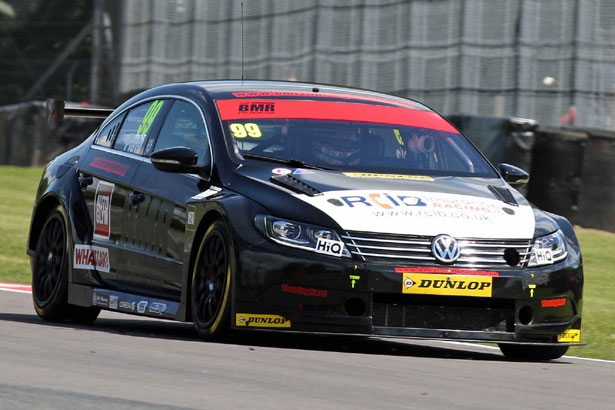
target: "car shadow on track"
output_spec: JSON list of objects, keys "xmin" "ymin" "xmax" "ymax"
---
[{"xmin": 0, "ymin": 311, "xmax": 570, "ymax": 364}]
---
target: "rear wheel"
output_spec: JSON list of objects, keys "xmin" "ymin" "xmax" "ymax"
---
[
  {"xmin": 191, "ymin": 220, "xmax": 233, "ymax": 340},
  {"xmin": 498, "ymin": 344, "xmax": 569, "ymax": 361},
  {"xmin": 32, "ymin": 207, "xmax": 100, "ymax": 323}
]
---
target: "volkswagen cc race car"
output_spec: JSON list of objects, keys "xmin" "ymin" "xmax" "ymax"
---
[{"xmin": 28, "ymin": 80, "xmax": 583, "ymax": 360}]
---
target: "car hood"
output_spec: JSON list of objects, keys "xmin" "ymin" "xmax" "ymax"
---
[{"xmin": 234, "ymin": 166, "xmax": 541, "ymax": 240}]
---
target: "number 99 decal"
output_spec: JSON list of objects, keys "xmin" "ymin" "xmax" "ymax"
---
[{"xmin": 230, "ymin": 123, "xmax": 262, "ymax": 138}]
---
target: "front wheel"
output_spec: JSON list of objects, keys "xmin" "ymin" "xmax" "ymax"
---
[
  {"xmin": 190, "ymin": 220, "xmax": 233, "ymax": 340},
  {"xmin": 498, "ymin": 344, "xmax": 569, "ymax": 361},
  {"xmin": 32, "ymin": 206, "xmax": 100, "ymax": 323}
]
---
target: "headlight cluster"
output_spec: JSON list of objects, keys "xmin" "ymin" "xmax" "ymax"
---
[
  {"xmin": 255, "ymin": 215, "xmax": 351, "ymax": 258},
  {"xmin": 528, "ymin": 230, "xmax": 567, "ymax": 267}
]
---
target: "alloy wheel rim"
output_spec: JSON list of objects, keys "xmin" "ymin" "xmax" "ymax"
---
[
  {"xmin": 195, "ymin": 232, "xmax": 228, "ymax": 327},
  {"xmin": 34, "ymin": 215, "xmax": 65, "ymax": 305}
]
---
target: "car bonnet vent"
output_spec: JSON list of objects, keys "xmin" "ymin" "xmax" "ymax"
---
[
  {"xmin": 270, "ymin": 174, "xmax": 321, "ymax": 196},
  {"xmin": 488, "ymin": 185, "xmax": 518, "ymax": 206}
]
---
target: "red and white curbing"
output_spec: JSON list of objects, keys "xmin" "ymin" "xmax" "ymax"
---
[{"xmin": 0, "ymin": 282, "xmax": 32, "ymax": 294}]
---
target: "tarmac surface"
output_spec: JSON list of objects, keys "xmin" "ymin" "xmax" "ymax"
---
[{"xmin": 0, "ymin": 290, "xmax": 612, "ymax": 410}]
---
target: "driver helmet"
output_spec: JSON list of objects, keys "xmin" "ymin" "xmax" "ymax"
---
[{"xmin": 312, "ymin": 129, "xmax": 360, "ymax": 165}]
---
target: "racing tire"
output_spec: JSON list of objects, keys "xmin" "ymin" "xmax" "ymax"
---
[
  {"xmin": 498, "ymin": 344, "xmax": 569, "ymax": 361},
  {"xmin": 32, "ymin": 206, "xmax": 100, "ymax": 323},
  {"xmin": 191, "ymin": 220, "xmax": 233, "ymax": 341}
]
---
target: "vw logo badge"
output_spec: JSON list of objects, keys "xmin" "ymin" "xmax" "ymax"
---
[{"xmin": 431, "ymin": 234, "xmax": 460, "ymax": 264}]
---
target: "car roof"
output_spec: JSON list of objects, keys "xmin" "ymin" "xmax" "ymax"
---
[{"xmin": 189, "ymin": 80, "xmax": 431, "ymax": 111}]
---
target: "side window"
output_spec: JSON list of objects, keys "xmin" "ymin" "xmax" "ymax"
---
[
  {"xmin": 94, "ymin": 113, "xmax": 125, "ymax": 147},
  {"xmin": 114, "ymin": 100, "xmax": 166, "ymax": 155},
  {"xmin": 152, "ymin": 101, "xmax": 210, "ymax": 164}
]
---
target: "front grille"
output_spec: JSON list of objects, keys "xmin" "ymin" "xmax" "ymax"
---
[
  {"xmin": 342, "ymin": 231, "xmax": 532, "ymax": 269},
  {"xmin": 372, "ymin": 294, "xmax": 515, "ymax": 332}
]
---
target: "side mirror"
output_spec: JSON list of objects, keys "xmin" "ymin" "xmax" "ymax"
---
[
  {"xmin": 498, "ymin": 163, "xmax": 530, "ymax": 189},
  {"xmin": 151, "ymin": 146, "xmax": 199, "ymax": 173}
]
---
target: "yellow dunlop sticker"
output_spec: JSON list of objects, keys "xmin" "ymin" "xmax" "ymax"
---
[
  {"xmin": 557, "ymin": 329, "xmax": 581, "ymax": 343},
  {"xmin": 342, "ymin": 172, "xmax": 434, "ymax": 181},
  {"xmin": 236, "ymin": 313, "xmax": 291, "ymax": 328},
  {"xmin": 402, "ymin": 273, "xmax": 493, "ymax": 297}
]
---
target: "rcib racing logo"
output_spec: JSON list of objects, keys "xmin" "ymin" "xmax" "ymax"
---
[
  {"xmin": 236, "ymin": 314, "xmax": 291, "ymax": 328},
  {"xmin": 94, "ymin": 181, "xmax": 114, "ymax": 239},
  {"xmin": 238, "ymin": 102, "xmax": 275, "ymax": 114}
]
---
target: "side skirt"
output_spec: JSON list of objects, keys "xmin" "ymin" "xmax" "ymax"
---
[{"xmin": 68, "ymin": 283, "xmax": 185, "ymax": 321}]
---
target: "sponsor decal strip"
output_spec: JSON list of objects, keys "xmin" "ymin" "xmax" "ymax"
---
[
  {"xmin": 91, "ymin": 288, "xmax": 177, "ymax": 317},
  {"xmin": 94, "ymin": 181, "xmax": 114, "ymax": 239},
  {"xmin": 541, "ymin": 298, "xmax": 567, "ymax": 308},
  {"xmin": 216, "ymin": 100, "xmax": 458, "ymax": 133},
  {"xmin": 402, "ymin": 273, "xmax": 493, "ymax": 297},
  {"xmin": 73, "ymin": 245, "xmax": 110, "ymax": 272},
  {"xmin": 343, "ymin": 173, "xmax": 434, "ymax": 181},
  {"xmin": 231, "ymin": 91, "xmax": 417, "ymax": 108},
  {"xmin": 281, "ymin": 284, "xmax": 328, "ymax": 298},
  {"xmin": 0, "ymin": 282, "xmax": 32, "ymax": 294},
  {"xmin": 235, "ymin": 313, "xmax": 291, "ymax": 328},
  {"xmin": 557, "ymin": 329, "xmax": 581, "ymax": 343},
  {"xmin": 395, "ymin": 267, "xmax": 500, "ymax": 277},
  {"xmin": 88, "ymin": 156, "xmax": 130, "ymax": 176}
]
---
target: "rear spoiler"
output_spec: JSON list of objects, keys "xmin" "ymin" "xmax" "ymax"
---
[{"xmin": 46, "ymin": 99, "xmax": 114, "ymax": 127}]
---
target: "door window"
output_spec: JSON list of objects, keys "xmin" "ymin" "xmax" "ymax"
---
[
  {"xmin": 94, "ymin": 112, "xmax": 126, "ymax": 147},
  {"xmin": 114, "ymin": 100, "xmax": 167, "ymax": 155},
  {"xmin": 151, "ymin": 100, "xmax": 210, "ymax": 165}
]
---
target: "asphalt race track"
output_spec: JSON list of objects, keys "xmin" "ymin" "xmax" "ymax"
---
[{"xmin": 0, "ymin": 290, "xmax": 612, "ymax": 410}]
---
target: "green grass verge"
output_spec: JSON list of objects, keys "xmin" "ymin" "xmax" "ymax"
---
[
  {"xmin": 567, "ymin": 229, "xmax": 615, "ymax": 360},
  {"xmin": 0, "ymin": 166, "xmax": 43, "ymax": 284},
  {"xmin": 0, "ymin": 165, "xmax": 613, "ymax": 360}
]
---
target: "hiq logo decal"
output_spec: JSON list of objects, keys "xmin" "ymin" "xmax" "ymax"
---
[
  {"xmin": 315, "ymin": 238, "xmax": 344, "ymax": 256},
  {"xmin": 94, "ymin": 181, "xmax": 114, "ymax": 239}
]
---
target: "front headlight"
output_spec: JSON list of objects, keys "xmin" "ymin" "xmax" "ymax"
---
[
  {"xmin": 255, "ymin": 215, "xmax": 351, "ymax": 258},
  {"xmin": 528, "ymin": 230, "xmax": 567, "ymax": 267}
]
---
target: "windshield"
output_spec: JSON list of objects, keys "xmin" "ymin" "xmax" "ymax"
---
[{"xmin": 216, "ymin": 98, "xmax": 497, "ymax": 177}]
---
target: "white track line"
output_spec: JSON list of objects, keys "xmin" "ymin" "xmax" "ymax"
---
[
  {"xmin": 437, "ymin": 340, "xmax": 615, "ymax": 363},
  {"xmin": 0, "ymin": 284, "xmax": 612, "ymax": 363}
]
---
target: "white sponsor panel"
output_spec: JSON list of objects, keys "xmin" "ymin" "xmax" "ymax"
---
[
  {"xmin": 73, "ymin": 245, "xmax": 110, "ymax": 272},
  {"xmin": 137, "ymin": 301, "xmax": 148, "ymax": 313},
  {"xmin": 528, "ymin": 248, "xmax": 553, "ymax": 267},
  {"xmin": 272, "ymin": 168, "xmax": 292, "ymax": 175},
  {"xmin": 109, "ymin": 295, "xmax": 119, "ymax": 310},
  {"xmin": 315, "ymin": 238, "xmax": 344, "ymax": 256},
  {"xmin": 295, "ymin": 190, "xmax": 535, "ymax": 239},
  {"xmin": 191, "ymin": 185, "xmax": 222, "ymax": 200},
  {"xmin": 94, "ymin": 181, "xmax": 114, "ymax": 239}
]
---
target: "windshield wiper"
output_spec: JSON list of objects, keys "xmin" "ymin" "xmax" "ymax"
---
[{"xmin": 241, "ymin": 153, "xmax": 332, "ymax": 170}]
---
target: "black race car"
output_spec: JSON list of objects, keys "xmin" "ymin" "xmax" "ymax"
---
[{"xmin": 28, "ymin": 81, "xmax": 583, "ymax": 360}]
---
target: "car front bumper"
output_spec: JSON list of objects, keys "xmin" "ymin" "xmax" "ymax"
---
[{"xmin": 232, "ymin": 238, "xmax": 584, "ymax": 346}]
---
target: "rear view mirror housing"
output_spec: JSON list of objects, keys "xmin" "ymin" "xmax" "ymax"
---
[
  {"xmin": 498, "ymin": 163, "xmax": 530, "ymax": 189},
  {"xmin": 151, "ymin": 146, "xmax": 200, "ymax": 174}
]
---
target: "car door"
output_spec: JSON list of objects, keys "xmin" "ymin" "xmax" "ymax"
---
[
  {"xmin": 76, "ymin": 99, "xmax": 170, "ymax": 292},
  {"xmin": 128, "ymin": 99, "xmax": 212, "ymax": 300}
]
